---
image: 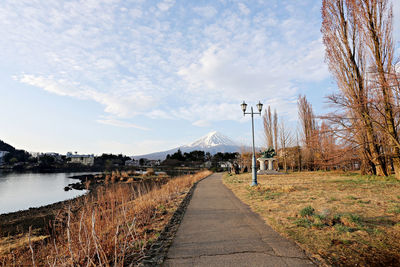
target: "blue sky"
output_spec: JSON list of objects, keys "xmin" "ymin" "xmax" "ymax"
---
[{"xmin": 0, "ymin": 0, "xmax": 399, "ymax": 155}]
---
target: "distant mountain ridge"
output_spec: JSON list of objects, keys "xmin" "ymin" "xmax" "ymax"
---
[
  {"xmin": 0, "ymin": 140, "xmax": 16, "ymax": 152},
  {"xmin": 133, "ymin": 131, "xmax": 243, "ymax": 160}
]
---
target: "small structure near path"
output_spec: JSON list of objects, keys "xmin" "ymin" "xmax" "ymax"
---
[{"xmin": 257, "ymin": 147, "xmax": 280, "ymax": 175}]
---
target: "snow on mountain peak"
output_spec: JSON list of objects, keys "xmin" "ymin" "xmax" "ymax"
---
[{"xmin": 187, "ymin": 131, "xmax": 236, "ymax": 148}]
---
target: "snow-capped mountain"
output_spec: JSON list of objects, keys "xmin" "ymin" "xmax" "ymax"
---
[
  {"xmin": 133, "ymin": 131, "xmax": 242, "ymax": 160},
  {"xmin": 185, "ymin": 131, "xmax": 236, "ymax": 148}
]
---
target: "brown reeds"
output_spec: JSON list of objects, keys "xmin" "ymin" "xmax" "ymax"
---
[{"xmin": 0, "ymin": 170, "xmax": 211, "ymax": 266}]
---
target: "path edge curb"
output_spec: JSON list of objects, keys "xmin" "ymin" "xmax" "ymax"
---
[{"xmin": 136, "ymin": 173, "xmax": 213, "ymax": 267}]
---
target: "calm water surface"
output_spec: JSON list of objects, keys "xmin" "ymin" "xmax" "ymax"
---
[{"xmin": 0, "ymin": 172, "xmax": 97, "ymax": 214}]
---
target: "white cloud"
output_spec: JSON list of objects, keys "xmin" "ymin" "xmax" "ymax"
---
[
  {"xmin": 18, "ymin": 74, "xmax": 158, "ymax": 118},
  {"xmin": 2, "ymin": 0, "xmax": 330, "ymax": 126},
  {"xmin": 193, "ymin": 6, "xmax": 218, "ymax": 18},
  {"xmin": 238, "ymin": 3, "xmax": 250, "ymax": 15},
  {"xmin": 96, "ymin": 117, "xmax": 149, "ymax": 130},
  {"xmin": 192, "ymin": 120, "xmax": 211, "ymax": 127},
  {"xmin": 157, "ymin": 0, "xmax": 175, "ymax": 11},
  {"xmin": 129, "ymin": 8, "xmax": 142, "ymax": 18},
  {"xmin": 19, "ymin": 75, "xmax": 82, "ymax": 98}
]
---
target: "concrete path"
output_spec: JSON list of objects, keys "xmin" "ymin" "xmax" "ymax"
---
[{"xmin": 163, "ymin": 173, "xmax": 315, "ymax": 267}]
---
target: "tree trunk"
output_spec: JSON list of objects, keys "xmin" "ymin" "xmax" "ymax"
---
[
  {"xmin": 364, "ymin": 118, "xmax": 387, "ymax": 176},
  {"xmin": 360, "ymin": 0, "xmax": 400, "ymax": 178}
]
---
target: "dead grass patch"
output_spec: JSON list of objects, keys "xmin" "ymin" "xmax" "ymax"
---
[{"xmin": 223, "ymin": 171, "xmax": 400, "ymax": 266}]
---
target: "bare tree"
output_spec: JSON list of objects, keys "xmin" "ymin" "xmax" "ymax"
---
[
  {"xmin": 296, "ymin": 131, "xmax": 302, "ymax": 171},
  {"xmin": 263, "ymin": 106, "xmax": 274, "ymax": 148},
  {"xmin": 298, "ymin": 95, "xmax": 317, "ymax": 170},
  {"xmin": 273, "ymin": 110, "xmax": 279, "ymax": 153},
  {"xmin": 279, "ymin": 120, "xmax": 293, "ymax": 172},
  {"xmin": 355, "ymin": 0, "xmax": 400, "ymax": 178},
  {"xmin": 321, "ymin": 0, "xmax": 388, "ymax": 176}
]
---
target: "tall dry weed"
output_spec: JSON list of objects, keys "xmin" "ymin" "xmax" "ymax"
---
[{"xmin": 0, "ymin": 170, "xmax": 211, "ymax": 266}]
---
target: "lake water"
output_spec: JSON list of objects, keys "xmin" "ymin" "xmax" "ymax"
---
[{"xmin": 0, "ymin": 172, "xmax": 97, "ymax": 214}]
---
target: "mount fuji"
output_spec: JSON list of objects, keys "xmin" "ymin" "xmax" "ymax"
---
[{"xmin": 133, "ymin": 131, "xmax": 242, "ymax": 160}]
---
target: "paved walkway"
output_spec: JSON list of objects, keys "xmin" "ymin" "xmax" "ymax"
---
[{"xmin": 164, "ymin": 173, "xmax": 315, "ymax": 267}]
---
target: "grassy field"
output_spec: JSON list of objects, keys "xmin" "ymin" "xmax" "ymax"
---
[
  {"xmin": 223, "ymin": 171, "xmax": 400, "ymax": 266},
  {"xmin": 0, "ymin": 170, "xmax": 211, "ymax": 266}
]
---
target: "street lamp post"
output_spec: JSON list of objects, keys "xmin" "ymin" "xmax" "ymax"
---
[{"xmin": 241, "ymin": 101, "xmax": 263, "ymax": 186}]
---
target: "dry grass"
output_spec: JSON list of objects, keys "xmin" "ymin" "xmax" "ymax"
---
[
  {"xmin": 0, "ymin": 170, "xmax": 211, "ymax": 266},
  {"xmin": 223, "ymin": 171, "xmax": 400, "ymax": 266}
]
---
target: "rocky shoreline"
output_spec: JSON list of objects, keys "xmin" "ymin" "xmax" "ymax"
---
[{"xmin": 0, "ymin": 191, "xmax": 87, "ymax": 237}]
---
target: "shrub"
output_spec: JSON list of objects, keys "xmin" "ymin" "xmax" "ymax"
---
[
  {"xmin": 300, "ymin": 206, "xmax": 315, "ymax": 217},
  {"xmin": 294, "ymin": 218, "xmax": 312, "ymax": 228}
]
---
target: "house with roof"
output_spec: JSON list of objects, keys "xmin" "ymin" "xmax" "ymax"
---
[{"xmin": 66, "ymin": 152, "xmax": 94, "ymax": 166}]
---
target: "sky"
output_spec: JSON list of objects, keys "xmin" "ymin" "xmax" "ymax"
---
[{"xmin": 0, "ymin": 0, "xmax": 399, "ymax": 156}]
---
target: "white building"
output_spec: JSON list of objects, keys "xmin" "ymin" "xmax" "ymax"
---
[
  {"xmin": 219, "ymin": 161, "xmax": 233, "ymax": 168},
  {"xmin": 66, "ymin": 152, "xmax": 94, "ymax": 166},
  {"xmin": 149, "ymin": 160, "xmax": 161, "ymax": 166},
  {"xmin": 125, "ymin": 159, "xmax": 139, "ymax": 166}
]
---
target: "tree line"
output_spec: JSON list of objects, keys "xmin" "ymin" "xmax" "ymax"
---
[
  {"xmin": 246, "ymin": 0, "xmax": 400, "ymax": 178},
  {"xmin": 322, "ymin": 0, "xmax": 400, "ymax": 177},
  {"xmin": 164, "ymin": 149, "xmax": 238, "ymax": 167}
]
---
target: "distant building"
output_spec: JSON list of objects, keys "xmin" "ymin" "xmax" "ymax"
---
[
  {"xmin": 201, "ymin": 161, "xmax": 212, "ymax": 168},
  {"xmin": 44, "ymin": 152, "xmax": 61, "ymax": 157},
  {"xmin": 125, "ymin": 159, "xmax": 139, "ymax": 166},
  {"xmin": 0, "ymin": 151, "xmax": 9, "ymax": 165},
  {"xmin": 66, "ymin": 152, "xmax": 94, "ymax": 166},
  {"xmin": 149, "ymin": 160, "xmax": 161, "ymax": 166},
  {"xmin": 137, "ymin": 158, "xmax": 161, "ymax": 167},
  {"xmin": 219, "ymin": 161, "xmax": 233, "ymax": 168},
  {"xmin": 43, "ymin": 152, "xmax": 63, "ymax": 161}
]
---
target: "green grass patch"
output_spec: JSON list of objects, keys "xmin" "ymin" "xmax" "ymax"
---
[
  {"xmin": 335, "ymin": 173, "xmax": 400, "ymax": 185},
  {"xmin": 291, "ymin": 209, "xmax": 328, "ymax": 229},
  {"xmin": 328, "ymin": 197, "xmax": 338, "ymax": 202},
  {"xmin": 264, "ymin": 191, "xmax": 283, "ymax": 200},
  {"xmin": 335, "ymin": 224, "xmax": 357, "ymax": 233},
  {"xmin": 357, "ymin": 200, "xmax": 371, "ymax": 204},
  {"xmin": 314, "ymin": 214, "xmax": 327, "ymax": 220},
  {"xmin": 294, "ymin": 218, "xmax": 312, "ymax": 228},
  {"xmin": 300, "ymin": 206, "xmax": 315, "ymax": 217},
  {"xmin": 388, "ymin": 205, "xmax": 400, "ymax": 214}
]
